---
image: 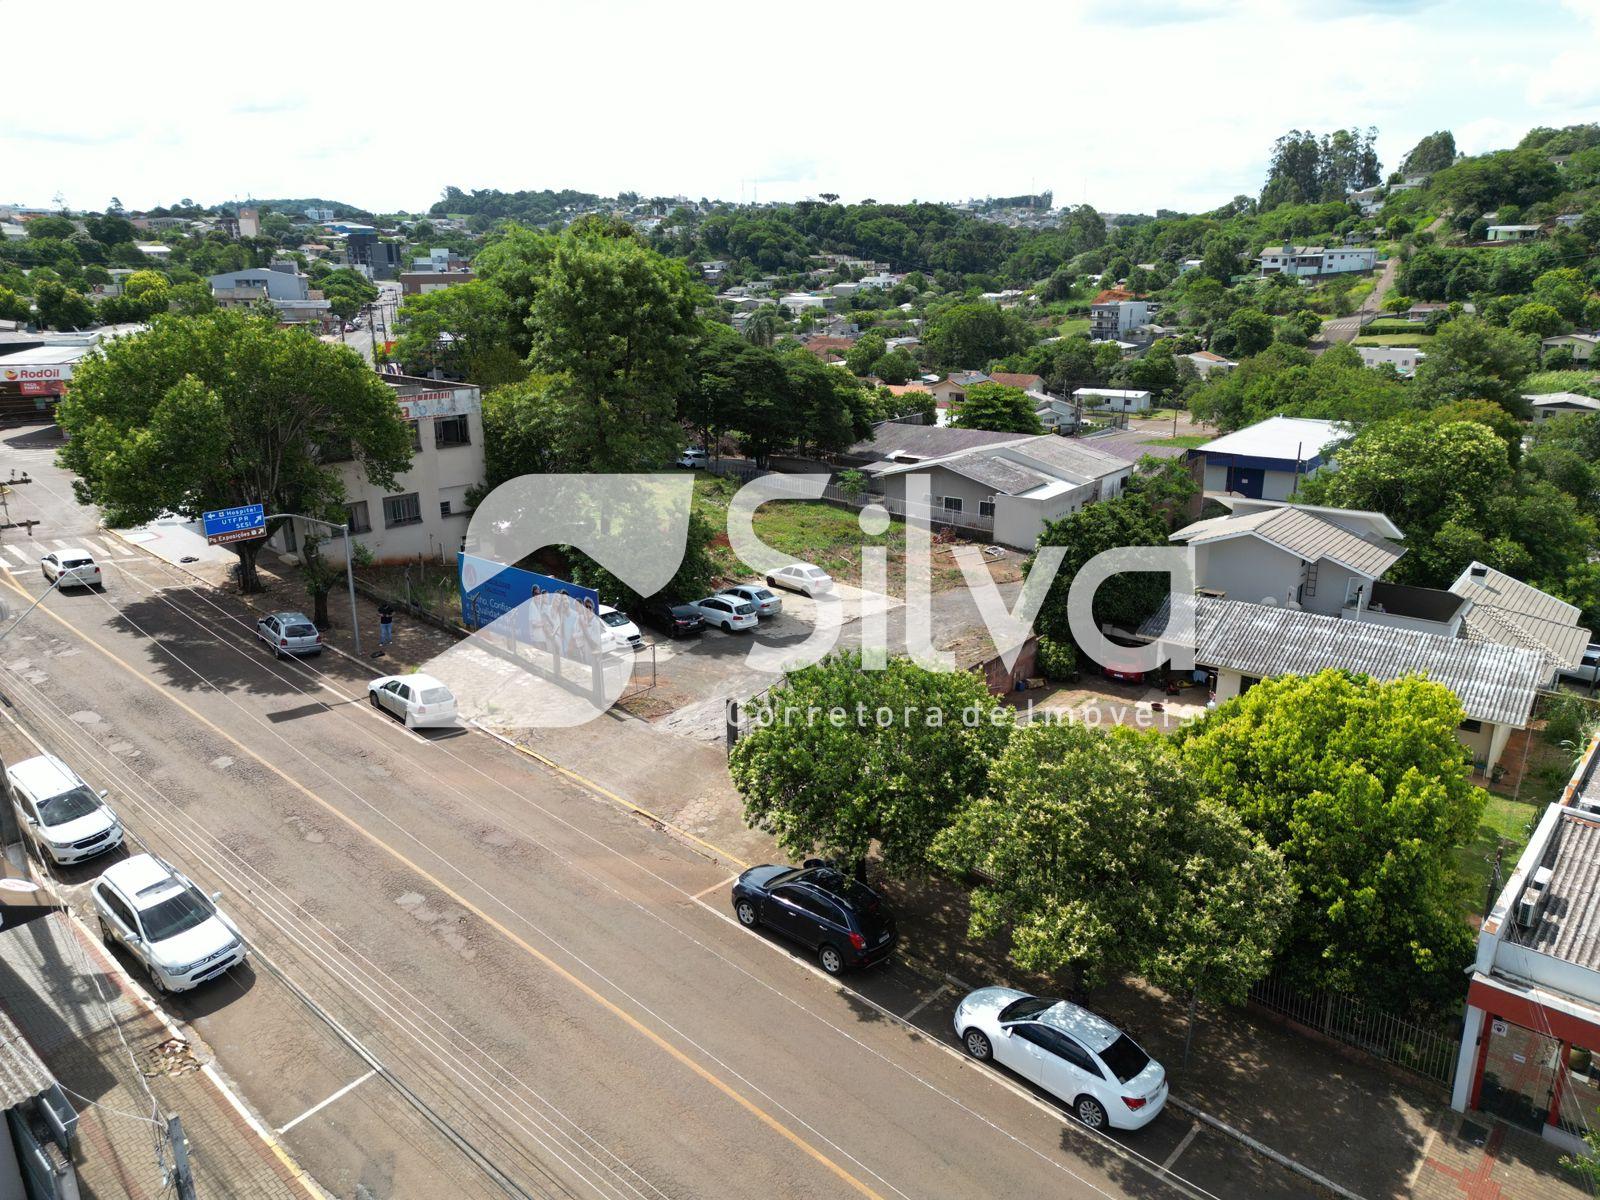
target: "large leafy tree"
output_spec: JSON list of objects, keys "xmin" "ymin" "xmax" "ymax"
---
[
  {"xmin": 1413, "ymin": 318, "xmax": 1538, "ymax": 415},
  {"xmin": 949, "ymin": 382, "xmax": 1043, "ymax": 434},
  {"xmin": 730, "ymin": 653, "xmax": 1012, "ymax": 880},
  {"xmin": 923, "ymin": 302, "xmax": 1030, "ymax": 368},
  {"xmin": 392, "ymin": 280, "xmax": 526, "ymax": 387},
  {"xmin": 1031, "ymin": 494, "xmax": 1170, "ymax": 655},
  {"xmin": 57, "ymin": 311, "xmax": 412, "ymax": 592},
  {"xmin": 932, "ymin": 723, "xmax": 1290, "ymax": 1004},
  {"xmin": 1178, "ymin": 671, "xmax": 1485, "ymax": 1012}
]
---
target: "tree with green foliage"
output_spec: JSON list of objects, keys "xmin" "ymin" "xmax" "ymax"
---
[
  {"xmin": 1399, "ymin": 130, "xmax": 1456, "ymax": 177},
  {"xmin": 1224, "ymin": 307, "xmax": 1274, "ymax": 357},
  {"xmin": 949, "ymin": 382, "xmax": 1043, "ymax": 434},
  {"xmin": 844, "ymin": 330, "xmax": 887, "ymax": 376},
  {"xmin": 57, "ymin": 311, "xmax": 412, "ymax": 593},
  {"xmin": 316, "ymin": 268, "xmax": 379, "ymax": 322},
  {"xmin": 1413, "ymin": 318, "xmax": 1538, "ymax": 416},
  {"xmin": 1031, "ymin": 494, "xmax": 1170, "ymax": 655},
  {"xmin": 874, "ymin": 347, "xmax": 916, "ymax": 385},
  {"xmin": 731, "ymin": 653, "xmax": 1013, "ymax": 880},
  {"xmin": 392, "ymin": 280, "xmax": 526, "ymax": 387},
  {"xmin": 32, "ymin": 281, "xmax": 94, "ymax": 331},
  {"xmin": 924, "ymin": 302, "xmax": 1030, "ymax": 368},
  {"xmin": 1508, "ymin": 302, "xmax": 1568, "ymax": 339},
  {"xmin": 24, "ymin": 216, "xmax": 75, "ymax": 241},
  {"xmin": 1189, "ymin": 342, "xmax": 1413, "ymax": 431},
  {"xmin": 0, "ymin": 286, "xmax": 29, "ymax": 322},
  {"xmin": 1177, "ymin": 671, "xmax": 1485, "ymax": 1011}
]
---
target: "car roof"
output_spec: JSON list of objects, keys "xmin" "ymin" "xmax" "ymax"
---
[
  {"xmin": 268, "ymin": 610, "xmax": 313, "ymax": 623},
  {"xmin": 52, "ymin": 547, "xmax": 93, "ymax": 558},
  {"xmin": 101, "ymin": 853, "xmax": 180, "ymax": 904},
  {"xmin": 597, "ymin": 604, "xmax": 618, "ymax": 616},
  {"xmin": 408, "ymin": 673, "xmax": 448, "ymax": 690},
  {"xmin": 1036, "ymin": 1000, "xmax": 1122, "ymax": 1052},
  {"xmin": 5, "ymin": 754, "xmax": 81, "ymax": 797}
]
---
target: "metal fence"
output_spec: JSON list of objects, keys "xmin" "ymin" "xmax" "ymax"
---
[{"xmin": 1248, "ymin": 973, "xmax": 1462, "ymax": 1088}]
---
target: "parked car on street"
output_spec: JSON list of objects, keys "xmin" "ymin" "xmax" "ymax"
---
[
  {"xmin": 1561, "ymin": 643, "xmax": 1600, "ymax": 687},
  {"xmin": 731, "ymin": 861, "xmax": 896, "ymax": 975},
  {"xmin": 93, "ymin": 854, "xmax": 248, "ymax": 994},
  {"xmin": 40, "ymin": 549, "xmax": 101, "ymax": 590},
  {"xmin": 721, "ymin": 583, "xmax": 782, "ymax": 618},
  {"xmin": 688, "ymin": 594, "xmax": 759, "ymax": 633},
  {"xmin": 676, "ymin": 447, "xmax": 709, "ymax": 469},
  {"xmin": 953, "ymin": 988, "xmax": 1168, "ymax": 1131},
  {"xmin": 637, "ymin": 598, "xmax": 704, "ymax": 639},
  {"xmin": 4, "ymin": 753, "xmax": 124, "ymax": 866},
  {"xmin": 765, "ymin": 563, "xmax": 833, "ymax": 598},
  {"xmin": 368, "ymin": 673, "xmax": 458, "ymax": 727},
  {"xmin": 597, "ymin": 604, "xmax": 644, "ymax": 651},
  {"xmin": 256, "ymin": 611, "xmax": 323, "ymax": 658}
]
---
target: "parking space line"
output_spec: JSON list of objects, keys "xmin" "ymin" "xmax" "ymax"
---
[
  {"xmin": 691, "ymin": 873, "xmax": 738, "ymax": 901},
  {"xmin": 1162, "ymin": 1121, "xmax": 1200, "ymax": 1173},
  {"xmin": 276, "ymin": 1068, "xmax": 378, "ymax": 1135},
  {"xmin": 902, "ymin": 982, "xmax": 950, "ymax": 1022}
]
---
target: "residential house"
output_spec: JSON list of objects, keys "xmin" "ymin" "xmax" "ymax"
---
[
  {"xmin": 778, "ymin": 292, "xmax": 834, "ymax": 315},
  {"xmin": 1073, "ymin": 387, "xmax": 1151, "ymax": 413},
  {"xmin": 1407, "ymin": 302, "xmax": 1450, "ymax": 322},
  {"xmin": 1182, "ymin": 350, "xmax": 1238, "ymax": 378},
  {"xmin": 1191, "ymin": 416, "xmax": 1346, "ymax": 500},
  {"xmin": 1543, "ymin": 332, "xmax": 1598, "ymax": 363},
  {"xmin": 802, "ymin": 335, "xmax": 857, "ymax": 360},
  {"xmin": 1451, "ymin": 736, "xmax": 1600, "ymax": 1153},
  {"xmin": 400, "ymin": 270, "xmax": 476, "ymax": 296},
  {"xmin": 1449, "ymin": 561, "xmax": 1592, "ymax": 685},
  {"xmin": 207, "ymin": 266, "xmax": 333, "ymax": 326},
  {"xmin": 1526, "ymin": 391, "xmax": 1600, "ymax": 422},
  {"xmin": 1138, "ymin": 595, "xmax": 1542, "ymax": 772},
  {"xmin": 989, "ymin": 371, "xmax": 1045, "ymax": 392},
  {"xmin": 1357, "ymin": 345, "xmax": 1426, "ymax": 376},
  {"xmin": 857, "ymin": 273, "xmax": 901, "ymax": 289},
  {"xmin": 929, "ymin": 370, "xmax": 993, "ymax": 409},
  {"xmin": 1487, "ymin": 224, "xmax": 1542, "ymax": 242},
  {"xmin": 1089, "ymin": 289, "xmax": 1157, "ymax": 341},
  {"xmin": 134, "ymin": 243, "xmax": 171, "ymax": 260},
  {"xmin": 884, "ymin": 335, "xmax": 920, "ymax": 354},
  {"xmin": 1347, "ymin": 185, "xmax": 1385, "ymax": 216},
  {"xmin": 1555, "ymin": 212, "xmax": 1584, "ymax": 229},
  {"xmin": 1030, "ymin": 392, "xmax": 1081, "ymax": 432},
  {"xmin": 1256, "ymin": 243, "xmax": 1378, "ymax": 277}
]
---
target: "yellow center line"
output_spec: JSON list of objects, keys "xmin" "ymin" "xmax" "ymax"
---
[{"xmin": 0, "ymin": 577, "xmax": 886, "ymax": 1200}]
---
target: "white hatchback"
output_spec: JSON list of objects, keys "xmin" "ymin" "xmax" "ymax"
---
[
  {"xmin": 953, "ymin": 988, "xmax": 1168, "ymax": 1132},
  {"xmin": 93, "ymin": 854, "xmax": 247, "ymax": 994},
  {"xmin": 598, "ymin": 604, "xmax": 644, "ymax": 651},
  {"xmin": 766, "ymin": 563, "xmax": 833, "ymax": 598},
  {"xmin": 688, "ymin": 594, "xmax": 759, "ymax": 632},
  {"xmin": 41, "ymin": 549, "xmax": 101, "ymax": 590},
  {"xmin": 368, "ymin": 672, "xmax": 458, "ymax": 727}
]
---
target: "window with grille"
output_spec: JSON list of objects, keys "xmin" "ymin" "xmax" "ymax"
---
[
  {"xmin": 434, "ymin": 415, "xmax": 470, "ymax": 448},
  {"xmin": 383, "ymin": 493, "xmax": 422, "ymax": 527}
]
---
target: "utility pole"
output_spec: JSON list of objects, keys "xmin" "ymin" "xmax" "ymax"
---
[
  {"xmin": 166, "ymin": 1114, "xmax": 197, "ymax": 1200},
  {"xmin": 0, "ymin": 472, "xmax": 38, "ymax": 541}
]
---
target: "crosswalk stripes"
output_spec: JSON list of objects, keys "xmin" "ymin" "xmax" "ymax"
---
[
  {"xmin": 0, "ymin": 537, "xmax": 142, "ymax": 573},
  {"xmin": 2, "ymin": 544, "xmax": 33, "ymax": 567}
]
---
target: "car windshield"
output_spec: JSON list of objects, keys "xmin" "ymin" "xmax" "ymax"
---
[
  {"xmin": 285, "ymin": 623, "xmax": 316, "ymax": 638},
  {"xmin": 1098, "ymin": 1033, "xmax": 1152, "ymax": 1084},
  {"xmin": 600, "ymin": 612, "xmax": 630, "ymax": 627},
  {"xmin": 140, "ymin": 885, "xmax": 214, "ymax": 943},
  {"xmin": 750, "ymin": 589, "xmax": 775, "ymax": 600},
  {"xmin": 38, "ymin": 786, "xmax": 101, "ymax": 827},
  {"xmin": 999, "ymin": 996, "xmax": 1058, "ymax": 1023},
  {"xmin": 420, "ymin": 688, "xmax": 453, "ymax": 704}
]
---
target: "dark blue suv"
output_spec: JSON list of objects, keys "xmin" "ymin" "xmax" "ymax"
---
[{"xmin": 731, "ymin": 861, "xmax": 897, "ymax": 975}]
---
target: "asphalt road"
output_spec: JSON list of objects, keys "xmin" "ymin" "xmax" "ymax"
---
[{"xmin": 0, "ymin": 421, "xmax": 1307, "ymax": 1200}]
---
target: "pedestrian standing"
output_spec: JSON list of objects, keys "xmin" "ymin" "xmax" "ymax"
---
[{"xmin": 377, "ymin": 602, "xmax": 395, "ymax": 655}]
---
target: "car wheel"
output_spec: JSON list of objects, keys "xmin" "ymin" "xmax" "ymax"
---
[
  {"xmin": 818, "ymin": 944, "xmax": 845, "ymax": 975},
  {"xmin": 97, "ymin": 917, "xmax": 113, "ymax": 945},
  {"xmin": 735, "ymin": 899, "xmax": 758, "ymax": 927},
  {"xmin": 722, "ymin": 621, "xmax": 733, "ymax": 632},
  {"xmin": 146, "ymin": 962, "xmax": 169, "ymax": 995},
  {"xmin": 1075, "ymin": 1096, "xmax": 1108, "ymax": 1130},
  {"xmin": 962, "ymin": 1029, "xmax": 993, "ymax": 1061},
  {"xmin": 766, "ymin": 576, "xmax": 777, "ymax": 587},
  {"xmin": 369, "ymin": 692, "xmax": 380, "ymax": 708}
]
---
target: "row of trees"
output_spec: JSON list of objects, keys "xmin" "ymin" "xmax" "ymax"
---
[{"xmin": 731, "ymin": 656, "xmax": 1484, "ymax": 1017}]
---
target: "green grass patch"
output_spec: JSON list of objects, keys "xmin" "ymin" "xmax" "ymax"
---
[
  {"xmin": 1455, "ymin": 791, "xmax": 1544, "ymax": 921},
  {"xmin": 1145, "ymin": 434, "xmax": 1210, "ymax": 449},
  {"xmin": 1353, "ymin": 333, "xmax": 1435, "ymax": 348},
  {"xmin": 1524, "ymin": 369, "xmax": 1600, "ymax": 396},
  {"xmin": 1058, "ymin": 317, "xmax": 1090, "ymax": 337}
]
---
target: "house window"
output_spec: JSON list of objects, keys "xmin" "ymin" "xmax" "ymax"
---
[
  {"xmin": 383, "ymin": 492, "xmax": 422, "ymax": 528},
  {"xmin": 434, "ymin": 414, "xmax": 470, "ymax": 448},
  {"xmin": 979, "ymin": 498, "xmax": 995, "ymax": 518},
  {"xmin": 1461, "ymin": 718, "xmax": 1484, "ymax": 734},
  {"xmin": 345, "ymin": 501, "xmax": 371, "ymax": 534},
  {"xmin": 407, "ymin": 420, "xmax": 422, "ymax": 450},
  {"xmin": 440, "ymin": 500, "xmax": 452, "ymax": 519},
  {"xmin": 941, "ymin": 496, "xmax": 963, "ymax": 514}
]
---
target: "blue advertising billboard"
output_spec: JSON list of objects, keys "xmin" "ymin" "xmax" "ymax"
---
[
  {"xmin": 457, "ymin": 553, "xmax": 599, "ymax": 632},
  {"xmin": 201, "ymin": 503, "xmax": 267, "ymax": 546}
]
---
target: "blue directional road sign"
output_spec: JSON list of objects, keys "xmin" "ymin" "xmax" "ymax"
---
[{"xmin": 201, "ymin": 503, "xmax": 267, "ymax": 546}]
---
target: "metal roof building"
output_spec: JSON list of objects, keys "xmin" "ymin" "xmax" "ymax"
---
[
  {"xmin": 1450, "ymin": 561, "xmax": 1591, "ymax": 682},
  {"xmin": 1172, "ymin": 505, "xmax": 1405, "ymax": 580}
]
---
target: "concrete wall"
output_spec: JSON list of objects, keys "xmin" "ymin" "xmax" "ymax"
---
[
  {"xmin": 1194, "ymin": 539, "xmax": 1300, "ymax": 605},
  {"xmin": 878, "ymin": 466, "xmax": 993, "ymax": 520}
]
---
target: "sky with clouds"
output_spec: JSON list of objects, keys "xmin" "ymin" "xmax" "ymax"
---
[{"xmin": 4, "ymin": 0, "xmax": 1598, "ymax": 216}]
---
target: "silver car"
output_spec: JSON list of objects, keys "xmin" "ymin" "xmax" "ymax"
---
[
  {"xmin": 722, "ymin": 583, "xmax": 782, "ymax": 617},
  {"xmin": 257, "ymin": 611, "xmax": 323, "ymax": 658}
]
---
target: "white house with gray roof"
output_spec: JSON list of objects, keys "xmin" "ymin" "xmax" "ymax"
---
[
  {"xmin": 1450, "ymin": 561, "xmax": 1592, "ymax": 685},
  {"xmin": 1525, "ymin": 391, "xmax": 1600, "ymax": 423}
]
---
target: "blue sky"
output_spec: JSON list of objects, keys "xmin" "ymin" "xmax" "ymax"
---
[{"xmin": 4, "ymin": 0, "xmax": 1596, "ymax": 216}]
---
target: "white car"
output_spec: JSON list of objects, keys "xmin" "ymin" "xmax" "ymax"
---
[
  {"xmin": 676, "ymin": 447, "xmax": 709, "ymax": 469},
  {"xmin": 688, "ymin": 594, "xmax": 759, "ymax": 632},
  {"xmin": 41, "ymin": 549, "xmax": 101, "ymax": 590},
  {"xmin": 721, "ymin": 583, "xmax": 782, "ymax": 618},
  {"xmin": 4, "ymin": 753, "xmax": 124, "ymax": 866},
  {"xmin": 953, "ymin": 988, "xmax": 1168, "ymax": 1132},
  {"xmin": 92, "ymin": 854, "xmax": 247, "ymax": 994},
  {"xmin": 598, "ymin": 604, "xmax": 644, "ymax": 651},
  {"xmin": 766, "ymin": 563, "xmax": 833, "ymax": 598},
  {"xmin": 1561, "ymin": 643, "xmax": 1600, "ymax": 687},
  {"xmin": 368, "ymin": 672, "xmax": 458, "ymax": 727}
]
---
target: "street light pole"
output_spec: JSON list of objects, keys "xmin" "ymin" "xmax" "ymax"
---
[{"xmin": 268, "ymin": 513, "xmax": 363, "ymax": 656}]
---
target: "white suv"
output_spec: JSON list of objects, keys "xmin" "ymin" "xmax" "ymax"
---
[
  {"xmin": 4, "ymin": 753, "xmax": 124, "ymax": 865},
  {"xmin": 93, "ymin": 855, "xmax": 247, "ymax": 993}
]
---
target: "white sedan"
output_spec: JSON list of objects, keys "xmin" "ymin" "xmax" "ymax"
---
[
  {"xmin": 41, "ymin": 549, "xmax": 101, "ymax": 590},
  {"xmin": 953, "ymin": 988, "xmax": 1168, "ymax": 1131},
  {"xmin": 368, "ymin": 672, "xmax": 458, "ymax": 728},
  {"xmin": 765, "ymin": 563, "xmax": 833, "ymax": 598}
]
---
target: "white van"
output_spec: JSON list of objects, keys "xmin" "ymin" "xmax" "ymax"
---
[{"xmin": 4, "ymin": 754, "xmax": 125, "ymax": 865}]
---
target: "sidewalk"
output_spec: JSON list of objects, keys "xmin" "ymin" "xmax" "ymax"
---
[{"xmin": 0, "ymin": 912, "xmax": 313, "ymax": 1199}]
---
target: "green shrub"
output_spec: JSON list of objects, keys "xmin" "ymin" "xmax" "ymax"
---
[
  {"xmin": 1543, "ymin": 691, "xmax": 1600, "ymax": 749},
  {"xmin": 1035, "ymin": 635, "xmax": 1077, "ymax": 680}
]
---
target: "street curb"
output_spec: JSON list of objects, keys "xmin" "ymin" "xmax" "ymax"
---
[{"xmin": 0, "ymin": 703, "xmax": 334, "ymax": 1200}]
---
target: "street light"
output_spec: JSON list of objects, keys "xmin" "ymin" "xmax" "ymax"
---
[{"xmin": 270, "ymin": 514, "xmax": 362, "ymax": 656}]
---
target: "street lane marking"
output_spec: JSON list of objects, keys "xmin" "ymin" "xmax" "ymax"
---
[
  {"xmin": 277, "ymin": 1069, "xmax": 378, "ymax": 1135},
  {"xmin": 4, "ymin": 545, "xmax": 34, "ymax": 566},
  {"xmin": 691, "ymin": 874, "xmax": 738, "ymax": 901},
  {"xmin": 0, "ymin": 576, "xmax": 889, "ymax": 1200},
  {"xmin": 1162, "ymin": 1122, "xmax": 1201, "ymax": 1173},
  {"xmin": 902, "ymin": 983, "xmax": 950, "ymax": 1022}
]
